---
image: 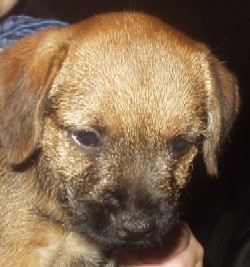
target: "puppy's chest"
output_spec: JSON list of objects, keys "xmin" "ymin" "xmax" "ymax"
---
[
  {"xmin": 37, "ymin": 229, "xmax": 104, "ymax": 267},
  {"xmin": 38, "ymin": 233, "xmax": 128, "ymax": 267}
]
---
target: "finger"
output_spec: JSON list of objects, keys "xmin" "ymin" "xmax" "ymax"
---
[
  {"xmin": 134, "ymin": 222, "xmax": 203, "ymax": 267},
  {"xmin": 134, "ymin": 222, "xmax": 190, "ymax": 266},
  {"xmin": 0, "ymin": 0, "xmax": 18, "ymax": 16},
  {"xmin": 163, "ymin": 227, "xmax": 204, "ymax": 267}
]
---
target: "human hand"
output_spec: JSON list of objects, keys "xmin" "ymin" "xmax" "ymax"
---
[
  {"xmin": 133, "ymin": 222, "xmax": 203, "ymax": 267},
  {"xmin": 0, "ymin": 0, "xmax": 18, "ymax": 16}
]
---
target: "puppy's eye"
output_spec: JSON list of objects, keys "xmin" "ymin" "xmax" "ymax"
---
[
  {"xmin": 72, "ymin": 130, "xmax": 100, "ymax": 148},
  {"xmin": 171, "ymin": 137, "xmax": 192, "ymax": 157}
]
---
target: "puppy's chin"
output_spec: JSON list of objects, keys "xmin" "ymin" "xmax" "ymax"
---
[{"xmin": 68, "ymin": 197, "xmax": 179, "ymax": 251}]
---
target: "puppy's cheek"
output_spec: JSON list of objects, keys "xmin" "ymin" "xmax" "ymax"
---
[
  {"xmin": 41, "ymin": 118, "xmax": 93, "ymax": 178},
  {"xmin": 173, "ymin": 147, "xmax": 198, "ymax": 188},
  {"xmin": 39, "ymin": 118, "xmax": 96, "ymax": 205}
]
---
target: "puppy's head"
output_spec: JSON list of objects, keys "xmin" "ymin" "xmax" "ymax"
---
[{"xmin": 0, "ymin": 13, "xmax": 239, "ymax": 249}]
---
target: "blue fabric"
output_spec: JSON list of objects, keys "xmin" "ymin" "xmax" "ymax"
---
[{"xmin": 0, "ymin": 15, "xmax": 68, "ymax": 49}]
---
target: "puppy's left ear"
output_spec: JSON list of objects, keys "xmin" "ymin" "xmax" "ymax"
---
[
  {"xmin": 0, "ymin": 27, "xmax": 69, "ymax": 166},
  {"xmin": 203, "ymin": 56, "xmax": 240, "ymax": 176}
]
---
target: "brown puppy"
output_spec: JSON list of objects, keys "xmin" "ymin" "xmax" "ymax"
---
[{"xmin": 0, "ymin": 12, "xmax": 239, "ymax": 267}]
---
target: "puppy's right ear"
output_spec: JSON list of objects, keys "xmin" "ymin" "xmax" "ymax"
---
[
  {"xmin": 202, "ymin": 56, "xmax": 240, "ymax": 176},
  {"xmin": 0, "ymin": 27, "xmax": 69, "ymax": 166}
]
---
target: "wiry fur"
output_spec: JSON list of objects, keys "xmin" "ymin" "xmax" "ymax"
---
[{"xmin": 0, "ymin": 12, "xmax": 239, "ymax": 266}]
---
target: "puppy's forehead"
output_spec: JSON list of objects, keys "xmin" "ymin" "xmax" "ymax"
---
[{"xmin": 50, "ymin": 13, "xmax": 207, "ymax": 138}]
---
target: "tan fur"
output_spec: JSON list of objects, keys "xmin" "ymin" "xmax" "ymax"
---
[{"xmin": 0, "ymin": 12, "xmax": 239, "ymax": 266}]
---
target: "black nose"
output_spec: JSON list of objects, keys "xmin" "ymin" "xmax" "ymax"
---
[{"xmin": 117, "ymin": 213, "xmax": 156, "ymax": 242}]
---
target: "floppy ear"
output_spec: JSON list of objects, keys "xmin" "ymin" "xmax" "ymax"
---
[
  {"xmin": 0, "ymin": 27, "xmax": 69, "ymax": 166},
  {"xmin": 203, "ymin": 56, "xmax": 240, "ymax": 176}
]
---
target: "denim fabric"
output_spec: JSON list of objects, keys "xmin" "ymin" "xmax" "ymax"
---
[{"xmin": 0, "ymin": 15, "xmax": 68, "ymax": 49}]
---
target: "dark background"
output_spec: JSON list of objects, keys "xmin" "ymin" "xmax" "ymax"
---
[{"xmin": 3, "ymin": 0, "xmax": 250, "ymax": 265}]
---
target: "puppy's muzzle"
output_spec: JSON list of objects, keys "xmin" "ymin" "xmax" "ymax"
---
[
  {"xmin": 113, "ymin": 209, "xmax": 156, "ymax": 243},
  {"xmin": 70, "ymin": 187, "xmax": 178, "ymax": 249},
  {"xmin": 96, "ymin": 192, "xmax": 156, "ymax": 242}
]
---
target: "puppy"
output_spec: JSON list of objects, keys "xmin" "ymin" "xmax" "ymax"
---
[{"xmin": 0, "ymin": 12, "xmax": 239, "ymax": 267}]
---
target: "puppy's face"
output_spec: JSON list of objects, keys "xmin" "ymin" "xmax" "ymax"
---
[
  {"xmin": 0, "ymin": 13, "xmax": 239, "ymax": 250},
  {"xmin": 42, "ymin": 38, "xmax": 206, "ymax": 248}
]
